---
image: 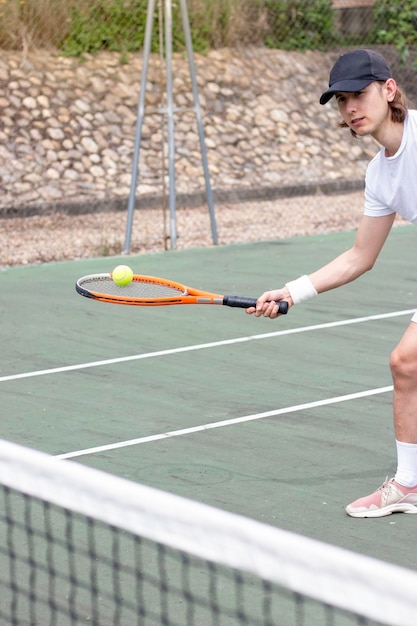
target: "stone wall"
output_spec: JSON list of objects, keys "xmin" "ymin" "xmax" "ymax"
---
[{"xmin": 0, "ymin": 47, "xmax": 382, "ymax": 216}]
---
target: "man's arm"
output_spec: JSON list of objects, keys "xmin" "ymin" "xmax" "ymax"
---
[
  {"xmin": 249, "ymin": 213, "xmax": 396, "ymax": 318},
  {"xmin": 310, "ymin": 213, "xmax": 396, "ymax": 292}
]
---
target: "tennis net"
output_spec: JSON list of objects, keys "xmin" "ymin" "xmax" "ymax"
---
[{"xmin": 0, "ymin": 438, "xmax": 416, "ymax": 626}]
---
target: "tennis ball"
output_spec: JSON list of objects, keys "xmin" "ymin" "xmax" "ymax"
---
[{"xmin": 112, "ymin": 264, "xmax": 133, "ymax": 286}]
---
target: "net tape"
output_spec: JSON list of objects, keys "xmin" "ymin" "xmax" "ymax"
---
[{"xmin": 1, "ymin": 438, "xmax": 417, "ymax": 625}]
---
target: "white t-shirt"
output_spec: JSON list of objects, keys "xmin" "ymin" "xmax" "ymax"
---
[{"xmin": 364, "ymin": 110, "xmax": 417, "ymax": 224}]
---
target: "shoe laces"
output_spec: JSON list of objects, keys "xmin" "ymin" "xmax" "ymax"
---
[{"xmin": 377, "ymin": 476, "xmax": 393, "ymax": 494}]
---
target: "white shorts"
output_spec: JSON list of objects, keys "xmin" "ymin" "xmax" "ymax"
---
[{"xmin": 412, "ymin": 311, "xmax": 417, "ymax": 324}]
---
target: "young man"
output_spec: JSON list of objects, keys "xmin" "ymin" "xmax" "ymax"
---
[{"xmin": 247, "ymin": 49, "xmax": 417, "ymax": 518}]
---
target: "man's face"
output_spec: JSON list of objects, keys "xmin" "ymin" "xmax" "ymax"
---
[{"xmin": 335, "ymin": 82, "xmax": 392, "ymax": 137}]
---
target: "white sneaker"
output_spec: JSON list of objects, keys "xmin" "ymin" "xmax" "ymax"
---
[{"xmin": 346, "ymin": 477, "xmax": 417, "ymax": 518}]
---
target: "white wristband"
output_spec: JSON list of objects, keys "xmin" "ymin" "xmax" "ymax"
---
[{"xmin": 285, "ymin": 275, "xmax": 318, "ymax": 305}]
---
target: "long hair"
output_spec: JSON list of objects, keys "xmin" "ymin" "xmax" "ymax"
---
[{"xmin": 339, "ymin": 82, "xmax": 408, "ymax": 137}]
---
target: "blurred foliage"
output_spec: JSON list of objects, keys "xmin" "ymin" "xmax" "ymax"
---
[
  {"xmin": 374, "ymin": 0, "xmax": 417, "ymax": 65},
  {"xmin": 0, "ymin": 0, "xmax": 335, "ymax": 55},
  {"xmin": 263, "ymin": 0, "xmax": 335, "ymax": 51},
  {"xmin": 2, "ymin": 0, "xmax": 414, "ymax": 60}
]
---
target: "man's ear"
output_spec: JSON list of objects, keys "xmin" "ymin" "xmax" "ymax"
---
[{"xmin": 385, "ymin": 78, "xmax": 397, "ymax": 103}]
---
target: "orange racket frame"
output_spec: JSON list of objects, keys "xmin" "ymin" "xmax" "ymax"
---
[{"xmin": 76, "ymin": 273, "xmax": 289, "ymax": 314}]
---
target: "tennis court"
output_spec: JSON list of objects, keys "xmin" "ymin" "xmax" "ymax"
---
[{"xmin": 1, "ymin": 222, "xmax": 417, "ymax": 624}]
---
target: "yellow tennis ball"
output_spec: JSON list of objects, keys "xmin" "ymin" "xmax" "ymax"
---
[{"xmin": 112, "ymin": 264, "xmax": 133, "ymax": 286}]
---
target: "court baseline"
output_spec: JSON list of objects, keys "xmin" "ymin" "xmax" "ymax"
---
[
  {"xmin": 57, "ymin": 384, "xmax": 393, "ymax": 460},
  {"xmin": 0, "ymin": 308, "xmax": 414, "ymax": 384},
  {"xmin": 3, "ymin": 308, "xmax": 412, "ymax": 460}
]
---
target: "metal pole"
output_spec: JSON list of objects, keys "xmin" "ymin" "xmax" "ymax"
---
[
  {"xmin": 179, "ymin": 0, "xmax": 218, "ymax": 244},
  {"xmin": 123, "ymin": 0, "xmax": 156, "ymax": 254},
  {"xmin": 157, "ymin": 1, "xmax": 169, "ymax": 250},
  {"xmin": 124, "ymin": 0, "xmax": 218, "ymax": 253},
  {"xmin": 164, "ymin": 0, "xmax": 177, "ymax": 249}
]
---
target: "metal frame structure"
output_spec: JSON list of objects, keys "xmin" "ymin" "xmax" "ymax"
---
[{"xmin": 123, "ymin": 0, "xmax": 218, "ymax": 253}]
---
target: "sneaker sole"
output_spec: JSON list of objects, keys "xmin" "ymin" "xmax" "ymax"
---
[{"xmin": 346, "ymin": 503, "xmax": 417, "ymax": 518}]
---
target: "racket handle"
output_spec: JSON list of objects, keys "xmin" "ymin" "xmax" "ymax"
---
[{"xmin": 223, "ymin": 296, "xmax": 288, "ymax": 314}]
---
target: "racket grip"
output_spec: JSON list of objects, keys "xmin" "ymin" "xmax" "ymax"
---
[{"xmin": 223, "ymin": 296, "xmax": 288, "ymax": 314}]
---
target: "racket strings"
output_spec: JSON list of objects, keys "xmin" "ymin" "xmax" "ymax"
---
[{"xmin": 82, "ymin": 277, "xmax": 185, "ymax": 298}]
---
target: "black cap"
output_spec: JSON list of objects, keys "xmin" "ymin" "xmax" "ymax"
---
[{"xmin": 320, "ymin": 49, "xmax": 392, "ymax": 105}]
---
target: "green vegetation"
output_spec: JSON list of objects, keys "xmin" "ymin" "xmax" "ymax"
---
[
  {"xmin": 0, "ymin": 0, "xmax": 416, "ymax": 61},
  {"xmin": 0, "ymin": 0, "xmax": 334, "ymax": 55},
  {"xmin": 61, "ymin": 0, "xmax": 153, "ymax": 58},
  {"xmin": 263, "ymin": 0, "xmax": 334, "ymax": 51},
  {"xmin": 374, "ymin": 0, "xmax": 417, "ymax": 65}
]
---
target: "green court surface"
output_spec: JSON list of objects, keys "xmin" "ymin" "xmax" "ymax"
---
[{"xmin": 1, "ymin": 223, "xmax": 417, "ymax": 575}]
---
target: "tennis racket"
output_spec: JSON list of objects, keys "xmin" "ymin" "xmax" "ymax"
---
[{"xmin": 75, "ymin": 273, "xmax": 289, "ymax": 314}]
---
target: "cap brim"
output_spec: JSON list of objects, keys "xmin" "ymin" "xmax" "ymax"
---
[{"xmin": 319, "ymin": 78, "xmax": 373, "ymax": 105}]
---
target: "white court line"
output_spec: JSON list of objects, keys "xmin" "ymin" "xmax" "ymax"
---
[
  {"xmin": 57, "ymin": 385, "xmax": 393, "ymax": 459},
  {"xmin": 0, "ymin": 308, "xmax": 415, "ymax": 384}
]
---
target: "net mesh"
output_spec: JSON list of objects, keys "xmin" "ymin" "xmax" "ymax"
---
[{"xmin": 1, "ymin": 439, "xmax": 416, "ymax": 626}]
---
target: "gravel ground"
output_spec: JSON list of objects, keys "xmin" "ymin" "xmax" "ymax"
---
[{"xmin": 0, "ymin": 190, "xmax": 407, "ymax": 268}]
